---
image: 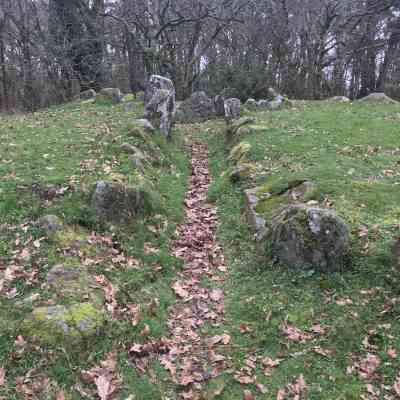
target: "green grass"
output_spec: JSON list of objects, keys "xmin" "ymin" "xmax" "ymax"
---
[
  {"xmin": 201, "ymin": 101, "xmax": 400, "ymax": 399},
  {"xmin": 1, "ymin": 98, "xmax": 400, "ymax": 399},
  {"xmin": 0, "ymin": 98, "xmax": 189, "ymax": 399}
]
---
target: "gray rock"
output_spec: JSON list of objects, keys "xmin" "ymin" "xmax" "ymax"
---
[
  {"xmin": 129, "ymin": 155, "xmax": 145, "ymax": 174},
  {"xmin": 144, "ymin": 75, "xmax": 175, "ymax": 138},
  {"xmin": 224, "ymin": 98, "xmax": 241, "ymax": 121},
  {"xmin": 285, "ymin": 181, "xmax": 318, "ymax": 201},
  {"xmin": 229, "ymin": 163, "xmax": 256, "ymax": 183},
  {"xmin": 245, "ymin": 99, "xmax": 257, "ymax": 110},
  {"xmin": 244, "ymin": 187, "xmax": 268, "ymax": 241},
  {"xmin": 174, "ymin": 91, "xmax": 216, "ymax": 123},
  {"xmin": 98, "ymin": 88, "xmax": 123, "ymax": 104},
  {"xmin": 244, "ymin": 180, "xmax": 318, "ymax": 243},
  {"xmin": 120, "ymin": 143, "xmax": 145, "ymax": 159},
  {"xmin": 91, "ymin": 181, "xmax": 152, "ymax": 223},
  {"xmin": 329, "ymin": 96, "xmax": 350, "ymax": 103},
  {"xmin": 358, "ymin": 92, "xmax": 398, "ymax": 104},
  {"xmin": 214, "ymin": 95, "xmax": 226, "ymax": 117},
  {"xmin": 392, "ymin": 239, "xmax": 400, "ymax": 269},
  {"xmin": 80, "ymin": 89, "xmax": 96, "ymax": 101},
  {"xmin": 135, "ymin": 118, "xmax": 155, "ymax": 132},
  {"xmin": 47, "ymin": 264, "xmax": 80, "ymax": 286},
  {"xmin": 36, "ymin": 215, "xmax": 63, "ymax": 235},
  {"xmin": 270, "ymin": 204, "xmax": 349, "ymax": 271}
]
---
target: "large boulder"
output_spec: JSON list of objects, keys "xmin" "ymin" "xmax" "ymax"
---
[
  {"xmin": 97, "ymin": 88, "xmax": 123, "ymax": 104},
  {"xmin": 91, "ymin": 181, "xmax": 154, "ymax": 223},
  {"xmin": 358, "ymin": 92, "xmax": 398, "ymax": 104},
  {"xmin": 224, "ymin": 98, "xmax": 241, "ymax": 121},
  {"xmin": 174, "ymin": 91, "xmax": 216, "ymax": 123},
  {"xmin": 144, "ymin": 75, "xmax": 176, "ymax": 139},
  {"xmin": 270, "ymin": 205, "xmax": 349, "ymax": 271}
]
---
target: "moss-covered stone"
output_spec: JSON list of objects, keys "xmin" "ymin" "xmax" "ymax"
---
[
  {"xmin": 46, "ymin": 264, "xmax": 104, "ymax": 307},
  {"xmin": 22, "ymin": 303, "xmax": 105, "ymax": 346},
  {"xmin": 229, "ymin": 142, "xmax": 252, "ymax": 163},
  {"xmin": 269, "ymin": 204, "xmax": 349, "ymax": 271},
  {"xmin": 91, "ymin": 180, "xmax": 157, "ymax": 223},
  {"xmin": 245, "ymin": 179, "xmax": 321, "ymax": 244},
  {"xmin": 229, "ymin": 163, "xmax": 256, "ymax": 183}
]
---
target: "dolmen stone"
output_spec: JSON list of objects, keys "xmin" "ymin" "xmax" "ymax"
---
[{"xmin": 144, "ymin": 75, "xmax": 175, "ymax": 139}]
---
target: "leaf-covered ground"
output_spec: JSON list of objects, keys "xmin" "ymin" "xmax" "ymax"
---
[{"xmin": 1, "ymin": 98, "xmax": 400, "ymax": 399}]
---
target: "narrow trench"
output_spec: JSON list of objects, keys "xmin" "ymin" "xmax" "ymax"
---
[{"xmin": 159, "ymin": 140, "xmax": 229, "ymax": 399}]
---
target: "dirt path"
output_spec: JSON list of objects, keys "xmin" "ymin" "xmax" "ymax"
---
[{"xmin": 159, "ymin": 141, "xmax": 229, "ymax": 399}]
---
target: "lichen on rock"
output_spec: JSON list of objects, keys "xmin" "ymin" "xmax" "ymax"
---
[
  {"xmin": 229, "ymin": 142, "xmax": 252, "ymax": 163},
  {"xmin": 269, "ymin": 204, "xmax": 349, "ymax": 271},
  {"xmin": 22, "ymin": 303, "xmax": 105, "ymax": 346}
]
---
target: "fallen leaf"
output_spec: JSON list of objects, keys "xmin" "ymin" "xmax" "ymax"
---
[
  {"xmin": 95, "ymin": 375, "xmax": 112, "ymax": 400},
  {"xmin": 0, "ymin": 368, "xmax": 5, "ymax": 387},
  {"xmin": 56, "ymin": 390, "xmax": 66, "ymax": 400},
  {"xmin": 209, "ymin": 289, "xmax": 223, "ymax": 302},
  {"xmin": 256, "ymin": 383, "xmax": 268, "ymax": 394},
  {"xmin": 388, "ymin": 348, "xmax": 397, "ymax": 359},
  {"xmin": 172, "ymin": 281, "xmax": 189, "ymax": 298}
]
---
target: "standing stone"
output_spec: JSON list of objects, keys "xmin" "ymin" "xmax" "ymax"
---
[
  {"xmin": 214, "ymin": 95, "xmax": 226, "ymax": 117},
  {"xmin": 144, "ymin": 75, "xmax": 176, "ymax": 139},
  {"xmin": 224, "ymin": 98, "xmax": 241, "ymax": 121},
  {"xmin": 174, "ymin": 91, "xmax": 216, "ymax": 123}
]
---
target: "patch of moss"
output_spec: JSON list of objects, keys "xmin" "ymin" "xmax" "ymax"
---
[
  {"xmin": 47, "ymin": 264, "xmax": 105, "ymax": 307},
  {"xmin": 256, "ymin": 177, "xmax": 308, "ymax": 198},
  {"xmin": 53, "ymin": 226, "xmax": 88, "ymax": 248},
  {"xmin": 22, "ymin": 303, "xmax": 105, "ymax": 346}
]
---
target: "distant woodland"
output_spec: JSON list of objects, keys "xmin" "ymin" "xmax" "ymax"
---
[{"xmin": 0, "ymin": 0, "xmax": 399, "ymax": 111}]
